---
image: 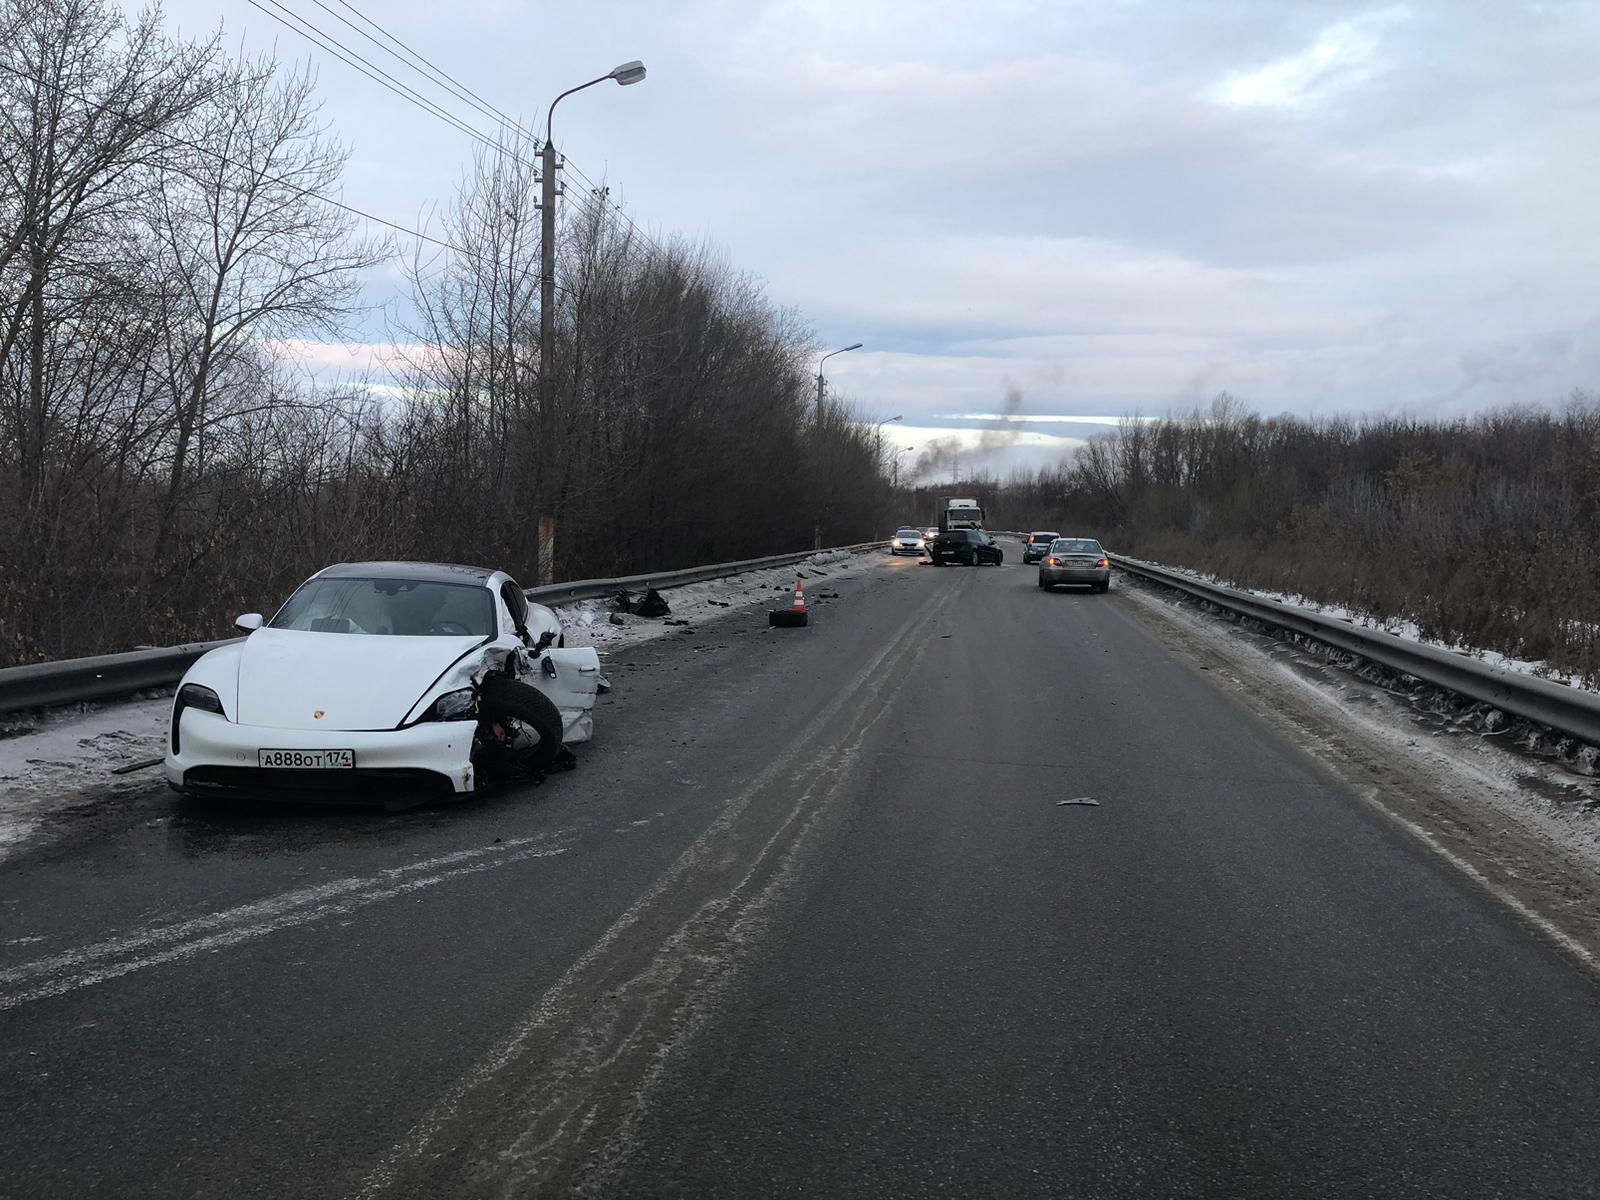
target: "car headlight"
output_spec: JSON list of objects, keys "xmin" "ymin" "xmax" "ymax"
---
[
  {"xmin": 171, "ymin": 683, "xmax": 226, "ymax": 754},
  {"xmin": 421, "ymin": 688, "xmax": 477, "ymax": 722}
]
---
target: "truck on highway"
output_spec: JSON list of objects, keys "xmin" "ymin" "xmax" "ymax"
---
[{"xmin": 938, "ymin": 498, "xmax": 985, "ymax": 531}]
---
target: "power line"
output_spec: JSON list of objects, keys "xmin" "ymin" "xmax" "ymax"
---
[
  {"xmin": 0, "ymin": 48, "xmax": 668, "ymax": 289},
  {"xmin": 269, "ymin": 0, "xmax": 670, "ymax": 261},
  {"xmin": 328, "ymin": 0, "xmax": 542, "ymax": 148},
  {"xmin": 244, "ymin": 0, "xmax": 541, "ymax": 174},
  {"xmin": 251, "ymin": 0, "xmax": 664, "ymax": 261},
  {"xmin": 0, "ymin": 60, "xmax": 503, "ymax": 273}
]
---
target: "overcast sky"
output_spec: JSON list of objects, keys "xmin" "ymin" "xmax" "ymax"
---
[{"xmin": 138, "ymin": 0, "xmax": 1600, "ymax": 475}]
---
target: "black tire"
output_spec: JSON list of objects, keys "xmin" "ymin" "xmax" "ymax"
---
[
  {"xmin": 995, "ymin": 551, "xmax": 1004, "ymax": 565},
  {"xmin": 1038, "ymin": 578, "xmax": 1049, "ymax": 590},
  {"xmin": 477, "ymin": 673, "xmax": 563, "ymax": 775}
]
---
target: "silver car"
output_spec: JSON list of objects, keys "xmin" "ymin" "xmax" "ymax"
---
[{"xmin": 1038, "ymin": 538, "xmax": 1111, "ymax": 592}]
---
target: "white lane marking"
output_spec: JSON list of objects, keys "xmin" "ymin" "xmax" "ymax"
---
[
  {"xmin": 1357, "ymin": 788, "xmax": 1599, "ymax": 972},
  {"xmin": 356, "ymin": 568, "xmax": 965, "ymax": 1200},
  {"xmin": 0, "ymin": 837, "xmax": 569, "ymax": 1011}
]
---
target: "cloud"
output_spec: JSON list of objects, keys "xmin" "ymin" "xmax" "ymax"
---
[
  {"xmin": 1215, "ymin": 8, "xmax": 1408, "ymax": 110},
  {"xmin": 141, "ymin": 0, "xmax": 1600, "ymax": 433}
]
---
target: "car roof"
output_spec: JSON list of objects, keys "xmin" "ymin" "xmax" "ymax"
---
[
  {"xmin": 1030, "ymin": 530, "xmax": 1059, "ymax": 536},
  {"xmin": 317, "ymin": 561, "xmax": 499, "ymax": 585}
]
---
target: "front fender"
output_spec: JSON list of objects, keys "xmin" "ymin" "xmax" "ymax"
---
[
  {"xmin": 176, "ymin": 642, "xmax": 246, "ymax": 717},
  {"xmin": 401, "ymin": 634, "xmax": 525, "ymax": 726}
]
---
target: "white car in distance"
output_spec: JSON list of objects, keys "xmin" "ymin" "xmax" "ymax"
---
[
  {"xmin": 889, "ymin": 527, "xmax": 926, "ymax": 555},
  {"xmin": 165, "ymin": 561, "xmax": 600, "ymax": 804}
]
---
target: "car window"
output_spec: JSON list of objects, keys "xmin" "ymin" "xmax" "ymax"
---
[
  {"xmin": 1050, "ymin": 539, "xmax": 1103, "ymax": 555},
  {"xmin": 271, "ymin": 578, "xmax": 495, "ymax": 636}
]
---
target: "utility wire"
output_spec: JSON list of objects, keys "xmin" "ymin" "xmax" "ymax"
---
[
  {"xmin": 276, "ymin": 0, "xmax": 669, "ymax": 260},
  {"xmin": 0, "ymin": 60, "xmax": 522, "ymax": 279},
  {"xmin": 253, "ymin": 0, "xmax": 660, "ymax": 260},
  {"xmin": 329, "ymin": 0, "xmax": 542, "ymax": 148},
  {"xmin": 245, "ymin": 0, "xmax": 541, "ymax": 173}
]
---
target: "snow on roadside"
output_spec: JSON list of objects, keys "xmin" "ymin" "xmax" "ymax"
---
[
  {"xmin": 0, "ymin": 548, "xmax": 891, "ymax": 859},
  {"xmin": 1123, "ymin": 556, "xmax": 1593, "ymax": 692},
  {"xmin": 0, "ymin": 697, "xmax": 170, "ymax": 857},
  {"xmin": 556, "ymin": 548, "xmax": 876, "ymax": 652}
]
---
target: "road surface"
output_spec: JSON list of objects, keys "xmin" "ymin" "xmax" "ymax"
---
[{"xmin": 4, "ymin": 546, "xmax": 1599, "ymax": 1198}]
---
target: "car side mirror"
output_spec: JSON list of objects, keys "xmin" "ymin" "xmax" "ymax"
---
[{"xmin": 234, "ymin": 612, "xmax": 264, "ymax": 632}]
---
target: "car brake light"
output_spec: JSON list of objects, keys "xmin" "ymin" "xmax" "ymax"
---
[
  {"xmin": 1044, "ymin": 557, "xmax": 1059, "ymax": 566},
  {"xmin": 1097, "ymin": 557, "xmax": 1110, "ymax": 568}
]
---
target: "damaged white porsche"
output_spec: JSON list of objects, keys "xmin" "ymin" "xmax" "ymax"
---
[{"xmin": 164, "ymin": 561, "xmax": 601, "ymax": 803}]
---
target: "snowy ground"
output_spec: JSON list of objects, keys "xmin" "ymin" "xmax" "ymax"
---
[
  {"xmin": 557, "ymin": 548, "xmax": 860, "ymax": 652},
  {"xmin": 0, "ymin": 548, "xmax": 887, "ymax": 860},
  {"xmin": 1122, "ymin": 556, "xmax": 1594, "ymax": 691}
]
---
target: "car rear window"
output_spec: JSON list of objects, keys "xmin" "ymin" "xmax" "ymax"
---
[
  {"xmin": 1029, "ymin": 533, "xmax": 1059, "ymax": 543},
  {"xmin": 1051, "ymin": 540, "xmax": 1103, "ymax": 555}
]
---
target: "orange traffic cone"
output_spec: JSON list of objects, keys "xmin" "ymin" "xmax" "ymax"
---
[{"xmin": 769, "ymin": 577, "xmax": 810, "ymax": 628}]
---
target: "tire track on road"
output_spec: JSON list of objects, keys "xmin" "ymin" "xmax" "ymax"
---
[
  {"xmin": 358, "ymin": 569, "xmax": 972, "ymax": 1199},
  {"xmin": 0, "ymin": 835, "xmax": 574, "ymax": 1011}
]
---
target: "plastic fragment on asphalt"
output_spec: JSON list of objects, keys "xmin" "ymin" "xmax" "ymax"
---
[
  {"xmin": 1057, "ymin": 797, "xmax": 1100, "ymax": 806},
  {"xmin": 111, "ymin": 757, "xmax": 163, "ymax": 775}
]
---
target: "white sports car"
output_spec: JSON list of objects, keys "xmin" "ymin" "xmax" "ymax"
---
[{"xmin": 165, "ymin": 561, "xmax": 601, "ymax": 803}]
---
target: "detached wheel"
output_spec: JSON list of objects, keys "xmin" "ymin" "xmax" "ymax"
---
[{"xmin": 477, "ymin": 674, "xmax": 563, "ymax": 774}]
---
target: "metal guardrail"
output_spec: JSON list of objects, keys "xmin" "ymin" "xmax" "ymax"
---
[
  {"xmin": 522, "ymin": 541, "xmax": 884, "ymax": 606},
  {"xmin": 0, "ymin": 542, "xmax": 886, "ymax": 715},
  {"xmin": 1110, "ymin": 554, "xmax": 1600, "ymax": 748}
]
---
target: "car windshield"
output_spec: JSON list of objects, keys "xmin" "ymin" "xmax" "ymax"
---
[
  {"xmin": 895, "ymin": 528, "xmax": 920, "ymax": 537},
  {"xmin": 269, "ymin": 577, "xmax": 494, "ymax": 636},
  {"xmin": 1051, "ymin": 539, "xmax": 1103, "ymax": 555}
]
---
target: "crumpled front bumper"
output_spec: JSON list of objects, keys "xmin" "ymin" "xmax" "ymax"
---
[{"xmin": 166, "ymin": 709, "xmax": 476, "ymax": 797}]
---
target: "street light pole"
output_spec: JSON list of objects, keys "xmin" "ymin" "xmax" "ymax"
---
[
  {"xmin": 815, "ymin": 342, "xmax": 862, "ymax": 426},
  {"xmin": 536, "ymin": 60, "xmax": 645, "ymax": 583},
  {"xmin": 893, "ymin": 444, "xmax": 915, "ymax": 490},
  {"xmin": 873, "ymin": 414, "xmax": 902, "ymax": 471}
]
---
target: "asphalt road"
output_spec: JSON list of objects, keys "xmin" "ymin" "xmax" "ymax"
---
[{"xmin": 4, "ymin": 547, "xmax": 1600, "ymax": 1198}]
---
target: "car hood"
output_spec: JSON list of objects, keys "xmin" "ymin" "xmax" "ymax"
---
[{"xmin": 234, "ymin": 629, "xmax": 485, "ymax": 730}]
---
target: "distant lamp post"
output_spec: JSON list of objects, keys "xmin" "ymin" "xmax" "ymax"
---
[
  {"xmin": 893, "ymin": 444, "xmax": 915, "ymax": 490},
  {"xmin": 874, "ymin": 414, "xmax": 902, "ymax": 469},
  {"xmin": 815, "ymin": 342, "xmax": 862, "ymax": 425}
]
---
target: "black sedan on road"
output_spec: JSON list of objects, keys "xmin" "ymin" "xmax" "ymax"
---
[{"xmin": 927, "ymin": 529, "xmax": 1003, "ymax": 566}]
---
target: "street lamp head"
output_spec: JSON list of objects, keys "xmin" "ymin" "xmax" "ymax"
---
[
  {"xmin": 888, "ymin": 414, "xmax": 902, "ymax": 423},
  {"xmin": 843, "ymin": 342, "xmax": 863, "ymax": 352},
  {"xmin": 609, "ymin": 60, "xmax": 647, "ymax": 85}
]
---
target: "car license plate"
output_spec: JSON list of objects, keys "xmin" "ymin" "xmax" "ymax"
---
[{"xmin": 258, "ymin": 749, "xmax": 354, "ymax": 769}]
